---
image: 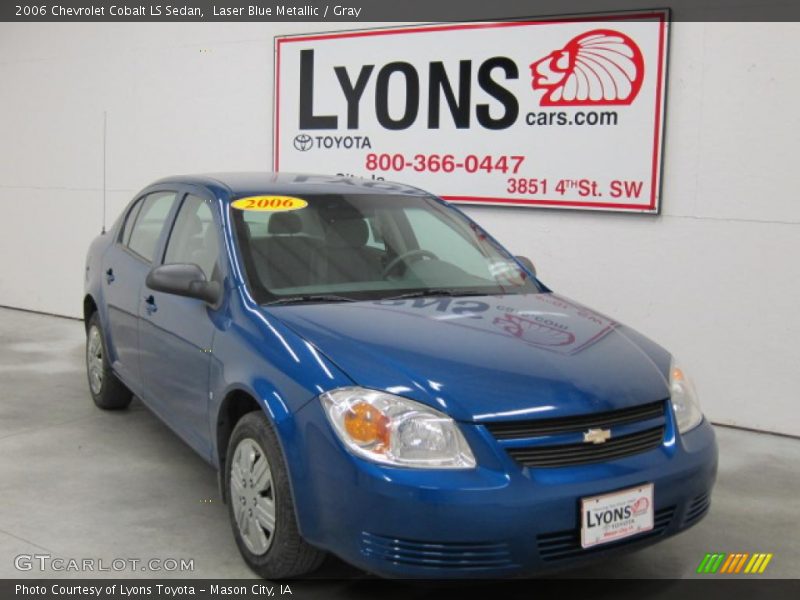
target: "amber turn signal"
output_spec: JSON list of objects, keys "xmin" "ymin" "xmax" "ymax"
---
[{"xmin": 344, "ymin": 402, "xmax": 390, "ymax": 450}]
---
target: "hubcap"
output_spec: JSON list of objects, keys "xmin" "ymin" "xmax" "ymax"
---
[
  {"xmin": 87, "ymin": 326, "xmax": 104, "ymax": 395},
  {"xmin": 231, "ymin": 438, "xmax": 276, "ymax": 556}
]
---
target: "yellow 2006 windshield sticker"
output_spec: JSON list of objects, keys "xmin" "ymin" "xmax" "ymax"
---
[{"xmin": 231, "ymin": 196, "xmax": 308, "ymax": 211}]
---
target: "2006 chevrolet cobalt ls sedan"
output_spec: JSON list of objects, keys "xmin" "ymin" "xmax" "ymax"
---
[{"xmin": 83, "ymin": 173, "xmax": 717, "ymax": 578}]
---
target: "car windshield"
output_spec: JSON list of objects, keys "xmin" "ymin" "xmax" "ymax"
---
[{"xmin": 231, "ymin": 192, "xmax": 540, "ymax": 304}]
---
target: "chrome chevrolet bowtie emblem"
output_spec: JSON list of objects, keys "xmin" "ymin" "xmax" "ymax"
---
[{"xmin": 583, "ymin": 428, "xmax": 611, "ymax": 444}]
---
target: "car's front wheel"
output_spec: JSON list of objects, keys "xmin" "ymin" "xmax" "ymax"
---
[
  {"xmin": 225, "ymin": 411, "xmax": 325, "ymax": 579},
  {"xmin": 86, "ymin": 313, "xmax": 133, "ymax": 410}
]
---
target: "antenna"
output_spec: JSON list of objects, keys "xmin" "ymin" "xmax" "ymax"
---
[{"xmin": 102, "ymin": 110, "xmax": 107, "ymax": 234}]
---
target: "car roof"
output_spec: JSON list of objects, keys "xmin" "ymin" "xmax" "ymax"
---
[{"xmin": 150, "ymin": 172, "xmax": 429, "ymax": 200}]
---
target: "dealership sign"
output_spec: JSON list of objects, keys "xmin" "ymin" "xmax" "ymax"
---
[{"xmin": 274, "ymin": 11, "xmax": 669, "ymax": 213}]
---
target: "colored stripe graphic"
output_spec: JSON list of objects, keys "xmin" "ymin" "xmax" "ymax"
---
[
  {"xmin": 744, "ymin": 553, "xmax": 774, "ymax": 574},
  {"xmin": 701, "ymin": 552, "xmax": 773, "ymax": 574},
  {"xmin": 711, "ymin": 553, "xmax": 726, "ymax": 573},
  {"xmin": 697, "ymin": 553, "xmax": 713, "ymax": 573},
  {"xmin": 758, "ymin": 554, "xmax": 773, "ymax": 573},
  {"xmin": 719, "ymin": 553, "xmax": 736, "ymax": 573},
  {"xmin": 722, "ymin": 553, "xmax": 739, "ymax": 573},
  {"xmin": 698, "ymin": 553, "xmax": 727, "ymax": 573},
  {"xmin": 734, "ymin": 553, "xmax": 749, "ymax": 573},
  {"xmin": 745, "ymin": 554, "xmax": 761, "ymax": 573}
]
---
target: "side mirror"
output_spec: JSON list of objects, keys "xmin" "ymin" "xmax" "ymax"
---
[
  {"xmin": 515, "ymin": 255, "xmax": 537, "ymax": 277},
  {"xmin": 146, "ymin": 263, "xmax": 221, "ymax": 305}
]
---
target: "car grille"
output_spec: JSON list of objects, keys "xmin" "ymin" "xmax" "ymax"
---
[
  {"xmin": 683, "ymin": 492, "xmax": 711, "ymax": 527},
  {"xmin": 486, "ymin": 400, "xmax": 665, "ymax": 439},
  {"xmin": 506, "ymin": 426, "xmax": 665, "ymax": 467},
  {"xmin": 537, "ymin": 506, "xmax": 676, "ymax": 562},
  {"xmin": 485, "ymin": 400, "xmax": 667, "ymax": 468},
  {"xmin": 360, "ymin": 532, "xmax": 515, "ymax": 570}
]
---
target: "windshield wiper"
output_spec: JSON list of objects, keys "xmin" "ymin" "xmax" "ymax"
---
[
  {"xmin": 264, "ymin": 294, "xmax": 359, "ymax": 306},
  {"xmin": 382, "ymin": 289, "xmax": 491, "ymax": 301}
]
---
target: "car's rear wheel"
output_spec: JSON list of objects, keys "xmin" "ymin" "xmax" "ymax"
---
[
  {"xmin": 86, "ymin": 312, "xmax": 133, "ymax": 410},
  {"xmin": 226, "ymin": 411, "xmax": 325, "ymax": 579}
]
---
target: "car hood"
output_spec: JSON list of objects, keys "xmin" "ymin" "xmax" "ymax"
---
[{"xmin": 266, "ymin": 292, "xmax": 672, "ymax": 423}]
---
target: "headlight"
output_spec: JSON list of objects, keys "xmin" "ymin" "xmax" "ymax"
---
[
  {"xmin": 319, "ymin": 387, "xmax": 476, "ymax": 469},
  {"xmin": 669, "ymin": 358, "xmax": 704, "ymax": 433}
]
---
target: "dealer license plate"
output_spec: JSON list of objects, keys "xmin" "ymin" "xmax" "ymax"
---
[{"xmin": 580, "ymin": 483, "xmax": 654, "ymax": 548}]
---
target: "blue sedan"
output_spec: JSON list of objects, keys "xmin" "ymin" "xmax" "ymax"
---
[{"xmin": 83, "ymin": 173, "xmax": 717, "ymax": 578}]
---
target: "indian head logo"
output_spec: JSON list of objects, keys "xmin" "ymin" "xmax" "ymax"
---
[
  {"xmin": 631, "ymin": 496, "xmax": 650, "ymax": 516},
  {"xmin": 530, "ymin": 29, "xmax": 645, "ymax": 106}
]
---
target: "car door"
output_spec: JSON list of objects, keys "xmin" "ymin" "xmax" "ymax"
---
[
  {"xmin": 138, "ymin": 190, "xmax": 223, "ymax": 460},
  {"xmin": 102, "ymin": 190, "xmax": 177, "ymax": 391}
]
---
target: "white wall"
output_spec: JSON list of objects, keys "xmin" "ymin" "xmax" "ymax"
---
[{"xmin": 0, "ymin": 22, "xmax": 798, "ymax": 436}]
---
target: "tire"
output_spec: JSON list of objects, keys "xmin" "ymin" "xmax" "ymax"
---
[
  {"xmin": 85, "ymin": 312, "xmax": 133, "ymax": 410},
  {"xmin": 226, "ymin": 411, "xmax": 326, "ymax": 579}
]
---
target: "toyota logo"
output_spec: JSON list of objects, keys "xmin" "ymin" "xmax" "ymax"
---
[{"xmin": 293, "ymin": 134, "xmax": 313, "ymax": 151}]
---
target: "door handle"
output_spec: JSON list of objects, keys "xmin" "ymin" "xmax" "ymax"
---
[
  {"xmin": 144, "ymin": 295, "xmax": 157, "ymax": 315},
  {"xmin": 105, "ymin": 268, "xmax": 115, "ymax": 284}
]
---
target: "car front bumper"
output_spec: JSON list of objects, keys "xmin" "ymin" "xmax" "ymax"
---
[{"xmin": 289, "ymin": 401, "xmax": 718, "ymax": 578}]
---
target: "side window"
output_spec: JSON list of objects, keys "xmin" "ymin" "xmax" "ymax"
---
[
  {"xmin": 164, "ymin": 195, "xmax": 220, "ymax": 281},
  {"xmin": 127, "ymin": 192, "xmax": 177, "ymax": 261},
  {"xmin": 120, "ymin": 198, "xmax": 143, "ymax": 245}
]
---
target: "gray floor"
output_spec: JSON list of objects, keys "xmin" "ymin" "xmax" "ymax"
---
[{"xmin": 0, "ymin": 306, "xmax": 797, "ymax": 580}]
